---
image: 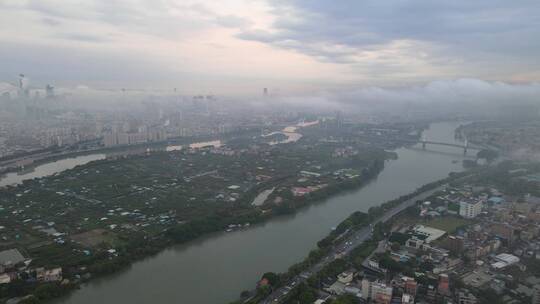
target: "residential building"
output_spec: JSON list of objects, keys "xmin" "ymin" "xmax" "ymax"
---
[
  {"xmin": 460, "ymin": 201, "xmax": 482, "ymax": 218},
  {"xmin": 404, "ymin": 277, "xmax": 417, "ymax": 297},
  {"xmin": 445, "ymin": 235, "xmax": 464, "ymax": 254},
  {"xmin": 490, "ymin": 223, "xmax": 515, "ymax": 244},
  {"xmin": 401, "ymin": 293, "xmax": 414, "ymax": 304},
  {"xmin": 362, "ymin": 279, "xmax": 393, "ymax": 304},
  {"xmin": 458, "ymin": 289, "xmax": 478, "ymax": 304},
  {"xmin": 437, "ymin": 274, "xmax": 450, "ymax": 296},
  {"xmin": 533, "ymin": 285, "xmax": 540, "ymax": 304},
  {"xmin": 36, "ymin": 267, "xmax": 62, "ymax": 282}
]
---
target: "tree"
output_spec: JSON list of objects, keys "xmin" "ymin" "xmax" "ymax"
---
[
  {"xmin": 477, "ymin": 288, "xmax": 504, "ymax": 304},
  {"xmin": 296, "ymin": 284, "xmax": 317, "ymax": 304},
  {"xmin": 329, "ymin": 294, "xmax": 360, "ymax": 304},
  {"xmin": 389, "ymin": 232, "xmax": 409, "ymax": 245},
  {"xmin": 34, "ymin": 283, "xmax": 64, "ymax": 300},
  {"xmin": 240, "ymin": 290, "xmax": 251, "ymax": 299},
  {"xmin": 256, "ymin": 285, "xmax": 271, "ymax": 298},
  {"xmin": 476, "ymin": 149, "xmax": 498, "ymax": 163},
  {"xmin": 261, "ymin": 272, "xmax": 280, "ymax": 287},
  {"xmin": 19, "ymin": 296, "xmax": 40, "ymax": 304}
]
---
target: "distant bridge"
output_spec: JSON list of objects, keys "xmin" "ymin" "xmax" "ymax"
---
[
  {"xmin": 418, "ymin": 135, "xmax": 482, "ymax": 154},
  {"xmin": 354, "ymin": 135, "xmax": 483, "ymax": 155},
  {"xmin": 404, "ymin": 135, "xmax": 483, "ymax": 154},
  {"xmin": 420, "ymin": 140, "xmax": 470, "ymax": 153}
]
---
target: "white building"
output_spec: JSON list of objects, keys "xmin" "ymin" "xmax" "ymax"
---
[
  {"xmin": 411, "ymin": 225, "xmax": 446, "ymax": 243},
  {"xmin": 402, "ymin": 294, "xmax": 414, "ymax": 304},
  {"xmin": 460, "ymin": 201, "xmax": 482, "ymax": 218},
  {"xmin": 491, "ymin": 253, "xmax": 520, "ymax": 269},
  {"xmin": 337, "ymin": 271, "xmax": 354, "ymax": 284},
  {"xmin": 0, "ymin": 274, "xmax": 11, "ymax": 284},
  {"xmin": 36, "ymin": 267, "xmax": 62, "ymax": 282}
]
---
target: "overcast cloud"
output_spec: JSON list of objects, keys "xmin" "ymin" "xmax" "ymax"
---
[
  {"xmin": 0, "ymin": 1, "xmax": 539, "ymax": 94},
  {"xmin": 238, "ymin": 1, "xmax": 540, "ymax": 82}
]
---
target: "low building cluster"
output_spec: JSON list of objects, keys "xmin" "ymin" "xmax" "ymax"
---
[
  {"xmin": 0, "ymin": 248, "xmax": 63, "ymax": 285},
  {"xmin": 305, "ymin": 182, "xmax": 540, "ymax": 304}
]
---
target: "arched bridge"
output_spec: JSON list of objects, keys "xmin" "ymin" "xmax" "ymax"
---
[
  {"xmin": 417, "ymin": 135, "xmax": 481, "ymax": 154},
  {"xmin": 355, "ymin": 134, "xmax": 482, "ymax": 154}
]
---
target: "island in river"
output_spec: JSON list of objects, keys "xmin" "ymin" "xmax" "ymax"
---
[{"xmin": 0, "ymin": 120, "xmax": 427, "ymax": 303}]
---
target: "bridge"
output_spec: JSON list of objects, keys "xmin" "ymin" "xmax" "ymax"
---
[
  {"xmin": 417, "ymin": 135, "xmax": 481, "ymax": 154},
  {"xmin": 352, "ymin": 134, "xmax": 482, "ymax": 155}
]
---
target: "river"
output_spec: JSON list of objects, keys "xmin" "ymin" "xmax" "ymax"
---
[
  {"xmin": 0, "ymin": 154, "xmax": 107, "ymax": 188},
  {"xmin": 0, "ymin": 140, "xmax": 224, "ymax": 188},
  {"xmin": 13, "ymin": 122, "xmax": 471, "ymax": 304}
]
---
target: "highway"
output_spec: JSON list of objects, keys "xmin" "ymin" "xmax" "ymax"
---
[{"xmin": 259, "ymin": 185, "xmax": 446, "ymax": 304}]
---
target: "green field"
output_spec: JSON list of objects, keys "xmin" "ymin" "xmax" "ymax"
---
[{"xmin": 425, "ymin": 217, "xmax": 472, "ymax": 233}]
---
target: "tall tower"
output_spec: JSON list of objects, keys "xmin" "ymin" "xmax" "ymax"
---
[
  {"xmin": 421, "ymin": 134, "xmax": 427, "ymax": 149},
  {"xmin": 18, "ymin": 74, "xmax": 30, "ymax": 98},
  {"xmin": 263, "ymin": 88, "xmax": 268, "ymax": 97},
  {"xmin": 18, "ymin": 74, "xmax": 24, "ymax": 90},
  {"xmin": 46, "ymin": 84, "xmax": 55, "ymax": 98},
  {"xmin": 335, "ymin": 110, "xmax": 343, "ymax": 129}
]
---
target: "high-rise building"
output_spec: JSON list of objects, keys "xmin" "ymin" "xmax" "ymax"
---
[
  {"xmin": 361, "ymin": 278, "xmax": 371, "ymax": 300},
  {"xmin": 263, "ymin": 88, "xmax": 268, "ymax": 96},
  {"xmin": 458, "ymin": 289, "xmax": 478, "ymax": 304},
  {"xmin": 18, "ymin": 74, "xmax": 30, "ymax": 98},
  {"xmin": 437, "ymin": 274, "xmax": 450, "ymax": 296},
  {"xmin": 117, "ymin": 133, "xmax": 129, "ymax": 145},
  {"xmin": 46, "ymin": 84, "xmax": 55, "ymax": 98},
  {"xmin": 426, "ymin": 285, "xmax": 437, "ymax": 303},
  {"xmin": 491, "ymin": 223, "xmax": 515, "ymax": 244},
  {"xmin": 404, "ymin": 277, "xmax": 417, "ymax": 297},
  {"xmin": 361, "ymin": 279, "xmax": 392, "ymax": 304},
  {"xmin": 445, "ymin": 235, "xmax": 464, "ymax": 254},
  {"xmin": 372, "ymin": 282, "xmax": 393, "ymax": 304},
  {"xmin": 459, "ymin": 201, "xmax": 482, "ymax": 218},
  {"xmin": 532, "ymin": 285, "xmax": 540, "ymax": 304},
  {"xmin": 103, "ymin": 132, "xmax": 118, "ymax": 147}
]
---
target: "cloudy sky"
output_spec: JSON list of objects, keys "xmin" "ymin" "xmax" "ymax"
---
[{"xmin": 1, "ymin": 0, "xmax": 539, "ymax": 95}]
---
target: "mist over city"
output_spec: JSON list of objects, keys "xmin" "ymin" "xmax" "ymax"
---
[{"xmin": 1, "ymin": 2, "xmax": 540, "ymax": 304}]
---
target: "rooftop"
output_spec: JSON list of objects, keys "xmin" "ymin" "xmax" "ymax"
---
[
  {"xmin": 411, "ymin": 225, "xmax": 446, "ymax": 243},
  {"xmin": 0, "ymin": 249, "xmax": 25, "ymax": 265}
]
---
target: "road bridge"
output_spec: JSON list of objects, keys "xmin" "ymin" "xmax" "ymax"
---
[
  {"xmin": 418, "ymin": 135, "xmax": 481, "ymax": 154},
  {"xmin": 354, "ymin": 134, "xmax": 482, "ymax": 155}
]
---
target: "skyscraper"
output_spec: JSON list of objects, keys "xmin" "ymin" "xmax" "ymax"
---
[{"xmin": 46, "ymin": 84, "xmax": 55, "ymax": 98}]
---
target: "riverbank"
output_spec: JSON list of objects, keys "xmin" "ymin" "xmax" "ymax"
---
[
  {"xmin": 44, "ymin": 121, "xmax": 469, "ymax": 304},
  {"xmin": 2, "ymin": 120, "xmax": 404, "ymax": 303},
  {"xmin": 235, "ymin": 168, "xmax": 477, "ymax": 304},
  {"xmin": 1, "ymin": 152, "xmax": 389, "ymax": 304},
  {"xmin": 0, "ymin": 128, "xmax": 263, "ymax": 180}
]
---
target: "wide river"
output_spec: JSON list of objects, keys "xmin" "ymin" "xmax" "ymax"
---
[{"xmin": 1, "ymin": 122, "xmax": 472, "ymax": 304}]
